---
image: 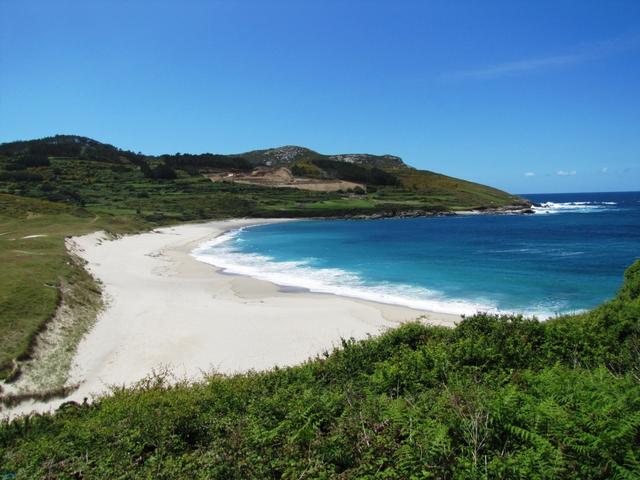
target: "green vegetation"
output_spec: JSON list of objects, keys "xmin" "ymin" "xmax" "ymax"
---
[
  {"xmin": 0, "ymin": 135, "xmax": 528, "ymax": 222},
  {"xmin": 305, "ymin": 157, "xmax": 400, "ymax": 186},
  {"xmin": 290, "ymin": 160, "xmax": 327, "ymax": 179},
  {"xmin": 1, "ymin": 262, "xmax": 639, "ymax": 478},
  {"xmin": 395, "ymin": 168, "xmax": 521, "ymax": 211},
  {"xmin": 0, "ymin": 195, "xmax": 147, "ymax": 382}
]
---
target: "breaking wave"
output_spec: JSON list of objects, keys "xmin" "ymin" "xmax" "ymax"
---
[
  {"xmin": 532, "ymin": 201, "xmax": 617, "ymax": 214},
  {"xmin": 192, "ymin": 227, "xmax": 559, "ymax": 318}
]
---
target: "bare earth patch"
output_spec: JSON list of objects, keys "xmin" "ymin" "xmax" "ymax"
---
[{"xmin": 206, "ymin": 167, "xmax": 364, "ymax": 192}]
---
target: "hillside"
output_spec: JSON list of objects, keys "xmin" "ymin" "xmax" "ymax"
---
[
  {"xmin": 0, "ymin": 194, "xmax": 147, "ymax": 383},
  {"xmin": 1, "ymin": 261, "xmax": 639, "ymax": 478},
  {"xmin": 0, "ymin": 135, "xmax": 530, "ymax": 221}
]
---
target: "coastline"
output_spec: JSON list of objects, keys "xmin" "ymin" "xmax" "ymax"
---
[
  {"xmin": 4, "ymin": 218, "xmax": 460, "ymax": 418},
  {"xmin": 287, "ymin": 204, "xmax": 535, "ymax": 221}
]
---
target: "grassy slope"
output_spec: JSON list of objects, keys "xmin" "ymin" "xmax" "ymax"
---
[
  {"xmin": 0, "ymin": 155, "xmax": 512, "ymax": 220},
  {"xmin": 2, "ymin": 158, "xmax": 523, "ymax": 217},
  {"xmin": 1, "ymin": 263, "xmax": 638, "ymax": 479},
  {"xmin": 0, "ymin": 135, "xmax": 527, "ymax": 222},
  {"xmin": 395, "ymin": 168, "xmax": 524, "ymax": 211},
  {"xmin": 0, "ymin": 195, "xmax": 147, "ymax": 380}
]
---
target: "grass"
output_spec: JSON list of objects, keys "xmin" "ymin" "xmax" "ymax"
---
[
  {"xmin": 0, "ymin": 151, "xmax": 527, "ymax": 222},
  {"xmin": 10, "ymin": 250, "xmax": 102, "ymax": 393},
  {"xmin": 0, "ymin": 195, "xmax": 146, "ymax": 382},
  {"xmin": 396, "ymin": 169, "xmax": 524, "ymax": 209}
]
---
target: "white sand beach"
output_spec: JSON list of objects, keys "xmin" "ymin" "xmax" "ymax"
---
[{"xmin": 5, "ymin": 219, "xmax": 460, "ymax": 418}]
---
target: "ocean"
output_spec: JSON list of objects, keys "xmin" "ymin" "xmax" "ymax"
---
[{"xmin": 193, "ymin": 191, "xmax": 640, "ymax": 318}]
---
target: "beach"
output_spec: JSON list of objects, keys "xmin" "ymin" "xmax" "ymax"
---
[{"xmin": 6, "ymin": 219, "xmax": 459, "ymax": 418}]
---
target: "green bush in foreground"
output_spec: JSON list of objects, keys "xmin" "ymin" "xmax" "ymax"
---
[{"xmin": 1, "ymin": 262, "xmax": 639, "ymax": 479}]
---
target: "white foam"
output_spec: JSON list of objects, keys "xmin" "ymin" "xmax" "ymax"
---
[
  {"xmin": 532, "ymin": 201, "xmax": 617, "ymax": 215},
  {"xmin": 192, "ymin": 229, "xmax": 559, "ymax": 319}
]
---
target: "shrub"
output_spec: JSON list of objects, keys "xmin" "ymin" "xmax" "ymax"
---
[
  {"xmin": 22, "ymin": 152, "xmax": 50, "ymax": 167},
  {"xmin": 311, "ymin": 158, "xmax": 400, "ymax": 186},
  {"xmin": 153, "ymin": 163, "xmax": 177, "ymax": 180},
  {"xmin": 0, "ymin": 170, "xmax": 43, "ymax": 182}
]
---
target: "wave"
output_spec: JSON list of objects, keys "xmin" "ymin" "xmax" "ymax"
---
[
  {"xmin": 532, "ymin": 201, "xmax": 617, "ymax": 215},
  {"xmin": 486, "ymin": 247, "xmax": 584, "ymax": 257},
  {"xmin": 192, "ymin": 228, "xmax": 558, "ymax": 319}
]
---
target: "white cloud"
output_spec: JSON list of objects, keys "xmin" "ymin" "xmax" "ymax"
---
[
  {"xmin": 557, "ymin": 170, "xmax": 577, "ymax": 176},
  {"xmin": 442, "ymin": 34, "xmax": 640, "ymax": 81},
  {"xmin": 524, "ymin": 172, "xmax": 535, "ymax": 177}
]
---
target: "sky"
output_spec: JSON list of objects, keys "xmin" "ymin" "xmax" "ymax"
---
[{"xmin": 1, "ymin": 0, "xmax": 639, "ymax": 193}]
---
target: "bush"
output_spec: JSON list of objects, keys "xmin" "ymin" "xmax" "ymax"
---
[
  {"xmin": 0, "ymin": 170, "xmax": 43, "ymax": 182},
  {"xmin": 311, "ymin": 158, "xmax": 400, "ymax": 186},
  {"xmin": 4, "ymin": 159, "xmax": 26, "ymax": 170},
  {"xmin": 291, "ymin": 161, "xmax": 325, "ymax": 179},
  {"xmin": 39, "ymin": 182, "xmax": 55, "ymax": 192},
  {"xmin": 2, "ymin": 262, "xmax": 639, "ymax": 478},
  {"xmin": 45, "ymin": 188, "xmax": 84, "ymax": 206},
  {"xmin": 152, "ymin": 163, "xmax": 177, "ymax": 180},
  {"xmin": 22, "ymin": 152, "xmax": 50, "ymax": 167},
  {"xmin": 110, "ymin": 165, "xmax": 131, "ymax": 173},
  {"xmin": 163, "ymin": 153, "xmax": 253, "ymax": 172}
]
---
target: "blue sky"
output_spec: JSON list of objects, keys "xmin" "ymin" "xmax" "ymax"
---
[{"xmin": 1, "ymin": 0, "xmax": 639, "ymax": 193}]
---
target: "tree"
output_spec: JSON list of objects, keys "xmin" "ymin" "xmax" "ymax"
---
[
  {"xmin": 153, "ymin": 163, "xmax": 177, "ymax": 180},
  {"xmin": 22, "ymin": 152, "xmax": 50, "ymax": 167}
]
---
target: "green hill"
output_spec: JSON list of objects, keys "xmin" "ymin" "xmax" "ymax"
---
[{"xmin": 0, "ymin": 135, "xmax": 530, "ymax": 220}]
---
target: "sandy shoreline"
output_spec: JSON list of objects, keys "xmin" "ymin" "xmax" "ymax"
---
[{"xmin": 4, "ymin": 219, "xmax": 460, "ymax": 418}]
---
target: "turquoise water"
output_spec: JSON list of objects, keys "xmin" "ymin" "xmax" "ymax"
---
[{"xmin": 193, "ymin": 191, "xmax": 640, "ymax": 318}]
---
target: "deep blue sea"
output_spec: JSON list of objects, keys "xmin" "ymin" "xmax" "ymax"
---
[{"xmin": 194, "ymin": 191, "xmax": 640, "ymax": 318}]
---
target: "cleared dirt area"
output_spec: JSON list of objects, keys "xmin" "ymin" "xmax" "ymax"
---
[{"xmin": 205, "ymin": 167, "xmax": 364, "ymax": 192}]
